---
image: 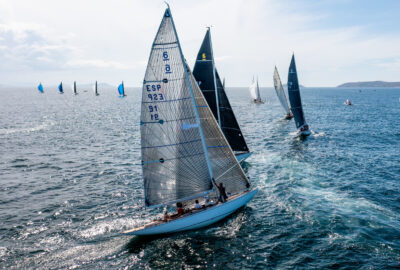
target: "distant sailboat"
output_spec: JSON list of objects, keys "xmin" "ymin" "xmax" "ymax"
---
[
  {"xmin": 273, "ymin": 67, "xmax": 293, "ymax": 119},
  {"xmin": 72, "ymin": 81, "xmax": 78, "ymax": 95},
  {"xmin": 94, "ymin": 81, "xmax": 99, "ymax": 96},
  {"xmin": 345, "ymin": 99, "xmax": 352, "ymax": 105},
  {"xmin": 123, "ymin": 5, "xmax": 257, "ymax": 236},
  {"xmin": 249, "ymin": 77, "xmax": 264, "ymax": 103},
  {"xmin": 37, "ymin": 83, "xmax": 44, "ymax": 93},
  {"xmin": 192, "ymin": 28, "xmax": 251, "ymax": 162},
  {"xmin": 118, "ymin": 81, "xmax": 126, "ymax": 97},
  {"xmin": 287, "ymin": 54, "xmax": 310, "ymax": 137},
  {"xmin": 58, "ymin": 82, "xmax": 64, "ymax": 94}
]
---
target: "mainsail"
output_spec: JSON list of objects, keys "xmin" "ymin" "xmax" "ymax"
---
[
  {"xmin": 141, "ymin": 7, "xmax": 249, "ymax": 208},
  {"xmin": 118, "ymin": 81, "xmax": 125, "ymax": 97},
  {"xmin": 58, "ymin": 82, "xmax": 64, "ymax": 94},
  {"xmin": 94, "ymin": 81, "xmax": 99, "ymax": 95},
  {"xmin": 73, "ymin": 81, "xmax": 77, "ymax": 94},
  {"xmin": 249, "ymin": 77, "xmax": 261, "ymax": 102},
  {"xmin": 192, "ymin": 29, "xmax": 249, "ymax": 153},
  {"xmin": 287, "ymin": 54, "xmax": 306, "ymax": 128},
  {"xmin": 37, "ymin": 83, "xmax": 44, "ymax": 93},
  {"xmin": 273, "ymin": 66, "xmax": 291, "ymax": 115}
]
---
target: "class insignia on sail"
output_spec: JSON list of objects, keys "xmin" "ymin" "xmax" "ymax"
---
[
  {"xmin": 192, "ymin": 28, "xmax": 251, "ymax": 163},
  {"xmin": 123, "ymin": 5, "xmax": 257, "ymax": 236},
  {"xmin": 249, "ymin": 76, "xmax": 264, "ymax": 103},
  {"xmin": 287, "ymin": 54, "xmax": 311, "ymax": 137},
  {"xmin": 273, "ymin": 66, "xmax": 293, "ymax": 119}
]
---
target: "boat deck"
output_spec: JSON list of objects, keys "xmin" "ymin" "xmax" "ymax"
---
[{"xmin": 123, "ymin": 192, "xmax": 245, "ymax": 234}]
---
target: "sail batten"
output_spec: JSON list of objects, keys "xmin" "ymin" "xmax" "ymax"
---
[
  {"xmin": 273, "ymin": 67, "xmax": 291, "ymax": 115},
  {"xmin": 287, "ymin": 55, "xmax": 306, "ymax": 128}
]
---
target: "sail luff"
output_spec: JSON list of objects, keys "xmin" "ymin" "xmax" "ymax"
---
[{"xmin": 168, "ymin": 7, "xmax": 215, "ymax": 183}]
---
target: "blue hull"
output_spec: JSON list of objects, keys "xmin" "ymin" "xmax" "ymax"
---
[{"xmin": 123, "ymin": 189, "xmax": 258, "ymax": 236}]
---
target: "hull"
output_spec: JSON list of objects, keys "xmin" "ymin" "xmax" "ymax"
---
[
  {"xmin": 123, "ymin": 189, "xmax": 258, "ymax": 236},
  {"xmin": 299, "ymin": 129, "xmax": 311, "ymax": 137},
  {"xmin": 235, "ymin": 152, "xmax": 252, "ymax": 163}
]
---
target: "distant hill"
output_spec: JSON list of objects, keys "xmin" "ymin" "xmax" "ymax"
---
[{"xmin": 337, "ymin": 81, "xmax": 400, "ymax": 87}]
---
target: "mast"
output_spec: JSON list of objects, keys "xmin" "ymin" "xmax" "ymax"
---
[
  {"xmin": 208, "ymin": 28, "xmax": 221, "ymax": 127},
  {"xmin": 168, "ymin": 5, "xmax": 215, "ymax": 184}
]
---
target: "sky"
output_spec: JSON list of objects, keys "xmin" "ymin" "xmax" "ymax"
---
[{"xmin": 0, "ymin": 0, "xmax": 399, "ymax": 87}]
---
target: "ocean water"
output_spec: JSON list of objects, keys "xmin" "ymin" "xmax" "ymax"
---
[{"xmin": 0, "ymin": 86, "xmax": 399, "ymax": 269}]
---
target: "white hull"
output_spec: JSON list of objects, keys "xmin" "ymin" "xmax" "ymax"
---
[
  {"xmin": 235, "ymin": 152, "xmax": 252, "ymax": 163},
  {"xmin": 123, "ymin": 189, "xmax": 258, "ymax": 236}
]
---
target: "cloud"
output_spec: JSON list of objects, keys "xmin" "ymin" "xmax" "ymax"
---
[
  {"xmin": 0, "ymin": 23, "xmax": 74, "ymax": 71},
  {"xmin": 66, "ymin": 59, "xmax": 145, "ymax": 70}
]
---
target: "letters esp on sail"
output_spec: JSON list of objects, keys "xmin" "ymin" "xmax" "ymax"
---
[
  {"xmin": 192, "ymin": 29, "xmax": 249, "ymax": 153},
  {"xmin": 287, "ymin": 54, "xmax": 306, "ymax": 128},
  {"xmin": 140, "ymin": 8, "xmax": 250, "ymax": 208},
  {"xmin": 273, "ymin": 67, "xmax": 291, "ymax": 115}
]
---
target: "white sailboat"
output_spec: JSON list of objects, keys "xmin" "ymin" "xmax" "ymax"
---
[
  {"xmin": 273, "ymin": 67, "xmax": 293, "ymax": 119},
  {"xmin": 123, "ymin": 5, "xmax": 257, "ymax": 236},
  {"xmin": 249, "ymin": 77, "xmax": 264, "ymax": 103}
]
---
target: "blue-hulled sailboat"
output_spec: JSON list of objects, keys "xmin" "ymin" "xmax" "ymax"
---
[
  {"xmin": 192, "ymin": 28, "xmax": 251, "ymax": 163},
  {"xmin": 287, "ymin": 54, "xmax": 310, "ymax": 137},
  {"xmin": 123, "ymin": 5, "xmax": 257, "ymax": 236},
  {"xmin": 273, "ymin": 66, "xmax": 293, "ymax": 119}
]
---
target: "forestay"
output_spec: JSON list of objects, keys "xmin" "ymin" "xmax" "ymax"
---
[
  {"xmin": 273, "ymin": 67, "xmax": 291, "ymax": 115},
  {"xmin": 140, "ymin": 8, "xmax": 249, "ymax": 208},
  {"xmin": 287, "ymin": 54, "xmax": 306, "ymax": 128}
]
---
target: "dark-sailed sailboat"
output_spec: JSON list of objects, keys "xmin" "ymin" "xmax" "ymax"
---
[
  {"xmin": 94, "ymin": 81, "xmax": 99, "ymax": 96},
  {"xmin": 192, "ymin": 28, "xmax": 251, "ymax": 162},
  {"xmin": 72, "ymin": 81, "xmax": 78, "ymax": 95},
  {"xmin": 287, "ymin": 54, "xmax": 310, "ymax": 136},
  {"xmin": 273, "ymin": 66, "xmax": 292, "ymax": 119},
  {"xmin": 123, "ymin": 5, "xmax": 257, "ymax": 236}
]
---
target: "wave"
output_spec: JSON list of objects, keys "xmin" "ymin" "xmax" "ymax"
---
[{"xmin": 0, "ymin": 120, "xmax": 56, "ymax": 135}]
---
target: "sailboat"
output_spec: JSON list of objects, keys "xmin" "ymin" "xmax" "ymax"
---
[
  {"xmin": 273, "ymin": 67, "xmax": 293, "ymax": 119},
  {"xmin": 123, "ymin": 5, "xmax": 257, "ymax": 236},
  {"xmin": 118, "ymin": 81, "xmax": 126, "ymax": 97},
  {"xmin": 37, "ymin": 83, "xmax": 44, "ymax": 93},
  {"xmin": 58, "ymin": 82, "xmax": 64, "ymax": 94},
  {"xmin": 72, "ymin": 81, "xmax": 78, "ymax": 95},
  {"xmin": 287, "ymin": 54, "xmax": 310, "ymax": 137},
  {"xmin": 192, "ymin": 28, "xmax": 251, "ymax": 163},
  {"xmin": 249, "ymin": 77, "xmax": 264, "ymax": 103},
  {"xmin": 94, "ymin": 81, "xmax": 100, "ymax": 96}
]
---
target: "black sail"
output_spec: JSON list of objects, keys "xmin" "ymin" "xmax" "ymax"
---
[
  {"xmin": 287, "ymin": 54, "xmax": 306, "ymax": 129},
  {"xmin": 193, "ymin": 29, "xmax": 249, "ymax": 153}
]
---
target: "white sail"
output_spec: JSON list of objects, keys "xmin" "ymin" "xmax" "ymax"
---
[
  {"xmin": 256, "ymin": 78, "xmax": 261, "ymax": 101},
  {"xmin": 140, "ymin": 8, "xmax": 249, "ymax": 208},
  {"xmin": 249, "ymin": 79, "xmax": 258, "ymax": 100},
  {"xmin": 273, "ymin": 67, "xmax": 291, "ymax": 115}
]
